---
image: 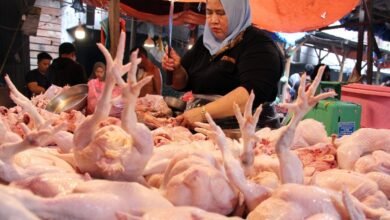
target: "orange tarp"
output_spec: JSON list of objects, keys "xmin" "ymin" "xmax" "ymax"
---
[
  {"xmin": 250, "ymin": 0, "xmax": 360, "ymax": 32},
  {"xmin": 85, "ymin": 0, "xmax": 360, "ymax": 32}
]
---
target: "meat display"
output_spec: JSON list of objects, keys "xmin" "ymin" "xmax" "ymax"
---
[{"xmin": 1, "ymin": 33, "xmax": 390, "ymax": 220}]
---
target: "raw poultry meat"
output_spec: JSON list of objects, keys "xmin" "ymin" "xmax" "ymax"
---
[
  {"xmin": 10, "ymin": 172, "xmax": 91, "ymax": 197},
  {"xmin": 0, "ymin": 117, "xmax": 21, "ymax": 144},
  {"xmin": 247, "ymin": 184, "xmax": 366, "ymax": 220},
  {"xmin": 366, "ymin": 172, "xmax": 390, "ymax": 199},
  {"xmin": 0, "ymin": 180, "xmax": 173, "ymax": 220},
  {"xmin": 310, "ymin": 169, "xmax": 388, "ymax": 209},
  {"xmin": 0, "ymin": 123, "xmax": 75, "ymax": 183},
  {"xmin": 4, "ymin": 75, "xmax": 76, "ymax": 152},
  {"xmin": 198, "ymin": 68, "xmax": 369, "ymax": 220},
  {"xmin": 254, "ymin": 119, "xmax": 330, "ymax": 155},
  {"xmin": 136, "ymin": 94, "xmax": 172, "ymax": 117},
  {"xmin": 160, "ymin": 151, "xmax": 238, "ymax": 215},
  {"xmin": 233, "ymin": 91, "xmax": 262, "ymax": 169},
  {"xmin": 143, "ymin": 138, "xmax": 241, "ymax": 177},
  {"xmin": 30, "ymin": 84, "xmax": 63, "ymax": 109},
  {"xmin": 295, "ymin": 142, "xmax": 338, "ymax": 176},
  {"xmin": 195, "ymin": 111, "xmax": 272, "ymax": 212},
  {"xmin": 0, "ymin": 190, "xmax": 40, "ymax": 220},
  {"xmin": 336, "ymin": 128, "xmax": 390, "ymax": 170},
  {"xmin": 151, "ymin": 125, "xmax": 206, "ymax": 147},
  {"xmin": 135, "ymin": 94, "xmax": 173, "ymax": 129},
  {"xmin": 121, "ymin": 206, "xmax": 243, "ymax": 220},
  {"xmin": 354, "ymin": 150, "xmax": 390, "ymax": 174},
  {"xmin": 292, "ymin": 118, "xmax": 329, "ymax": 149},
  {"xmin": 73, "ymin": 32, "xmax": 154, "ymax": 181}
]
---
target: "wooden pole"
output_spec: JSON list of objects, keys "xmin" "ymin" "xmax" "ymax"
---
[{"xmin": 109, "ymin": 0, "xmax": 120, "ymax": 57}]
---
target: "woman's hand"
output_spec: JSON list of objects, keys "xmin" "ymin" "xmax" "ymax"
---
[
  {"xmin": 175, "ymin": 107, "xmax": 203, "ymax": 128},
  {"xmin": 161, "ymin": 46, "xmax": 181, "ymax": 72}
]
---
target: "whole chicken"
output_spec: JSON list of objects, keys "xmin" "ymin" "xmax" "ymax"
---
[
  {"xmin": 73, "ymin": 32, "xmax": 154, "ymax": 181},
  {"xmin": 160, "ymin": 152, "xmax": 238, "ymax": 215},
  {"xmin": 336, "ymin": 128, "xmax": 390, "ymax": 170},
  {"xmin": 0, "ymin": 180, "xmax": 173, "ymax": 220}
]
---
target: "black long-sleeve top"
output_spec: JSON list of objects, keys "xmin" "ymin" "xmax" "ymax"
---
[
  {"xmin": 181, "ymin": 26, "xmax": 284, "ymax": 108},
  {"xmin": 47, "ymin": 57, "xmax": 87, "ymax": 87}
]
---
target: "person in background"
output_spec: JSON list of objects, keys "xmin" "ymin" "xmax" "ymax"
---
[
  {"xmin": 87, "ymin": 62, "xmax": 106, "ymax": 115},
  {"xmin": 25, "ymin": 52, "xmax": 52, "ymax": 97},
  {"xmin": 47, "ymin": 42, "xmax": 87, "ymax": 87},
  {"xmin": 86, "ymin": 62, "xmax": 122, "ymax": 116},
  {"xmin": 88, "ymin": 61, "xmax": 105, "ymax": 82},
  {"xmin": 311, "ymin": 64, "xmax": 331, "ymax": 81},
  {"xmin": 130, "ymin": 46, "xmax": 162, "ymax": 97},
  {"xmin": 288, "ymin": 64, "xmax": 314, "ymax": 101},
  {"xmin": 162, "ymin": 0, "xmax": 284, "ymax": 128}
]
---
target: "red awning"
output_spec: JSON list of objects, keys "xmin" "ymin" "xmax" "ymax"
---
[{"xmin": 85, "ymin": 0, "xmax": 360, "ymax": 32}]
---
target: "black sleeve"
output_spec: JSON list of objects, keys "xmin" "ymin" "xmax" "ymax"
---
[
  {"xmin": 72, "ymin": 64, "xmax": 87, "ymax": 85},
  {"xmin": 25, "ymin": 71, "xmax": 36, "ymax": 84},
  {"xmin": 237, "ymin": 33, "xmax": 283, "ymax": 106},
  {"xmin": 181, "ymin": 37, "xmax": 203, "ymax": 73}
]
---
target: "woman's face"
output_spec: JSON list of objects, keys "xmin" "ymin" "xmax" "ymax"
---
[
  {"xmin": 206, "ymin": 0, "xmax": 229, "ymax": 41},
  {"xmin": 95, "ymin": 67, "xmax": 105, "ymax": 81}
]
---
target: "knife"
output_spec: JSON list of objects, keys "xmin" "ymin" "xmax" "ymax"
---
[{"xmin": 166, "ymin": 0, "xmax": 175, "ymax": 86}]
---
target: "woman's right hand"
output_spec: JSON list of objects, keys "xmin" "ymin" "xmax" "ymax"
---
[{"xmin": 162, "ymin": 46, "xmax": 181, "ymax": 72}]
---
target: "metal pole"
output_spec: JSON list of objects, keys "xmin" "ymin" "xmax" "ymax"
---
[
  {"xmin": 365, "ymin": 0, "xmax": 373, "ymax": 84},
  {"xmin": 129, "ymin": 17, "xmax": 136, "ymax": 50}
]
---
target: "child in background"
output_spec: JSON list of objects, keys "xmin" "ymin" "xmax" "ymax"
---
[{"xmin": 87, "ymin": 62, "xmax": 122, "ymax": 116}]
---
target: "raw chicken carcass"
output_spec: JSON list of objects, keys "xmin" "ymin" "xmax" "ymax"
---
[
  {"xmin": 247, "ymin": 184, "xmax": 365, "ymax": 220},
  {"xmin": 0, "ymin": 191, "xmax": 40, "ymax": 220},
  {"xmin": 292, "ymin": 119, "xmax": 329, "ymax": 149},
  {"xmin": 151, "ymin": 125, "xmax": 206, "ymax": 147},
  {"xmin": 11, "ymin": 172, "xmax": 91, "ymax": 197},
  {"xmin": 160, "ymin": 152, "xmax": 238, "ymax": 215},
  {"xmin": 0, "ymin": 180, "xmax": 173, "ymax": 220},
  {"xmin": 73, "ymin": 32, "xmax": 154, "ymax": 181},
  {"xmin": 310, "ymin": 169, "xmax": 388, "ymax": 209},
  {"xmin": 5, "ymin": 75, "xmax": 75, "ymax": 152},
  {"xmin": 136, "ymin": 94, "xmax": 172, "ymax": 117},
  {"xmin": 0, "ymin": 117, "xmax": 21, "ymax": 144},
  {"xmin": 336, "ymin": 128, "xmax": 390, "ymax": 170},
  {"xmin": 0, "ymin": 123, "xmax": 75, "ymax": 183},
  {"xmin": 197, "ymin": 67, "xmax": 338, "ymax": 214},
  {"xmin": 119, "ymin": 206, "xmax": 243, "ymax": 220},
  {"xmin": 366, "ymin": 172, "xmax": 390, "ymax": 199},
  {"xmin": 354, "ymin": 150, "xmax": 390, "ymax": 174}
]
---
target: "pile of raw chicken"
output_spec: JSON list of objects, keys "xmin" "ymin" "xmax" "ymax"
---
[{"xmin": 1, "ymin": 32, "xmax": 389, "ymax": 220}]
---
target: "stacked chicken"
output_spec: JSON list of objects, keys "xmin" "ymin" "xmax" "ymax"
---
[{"xmin": 0, "ymin": 32, "xmax": 389, "ymax": 220}]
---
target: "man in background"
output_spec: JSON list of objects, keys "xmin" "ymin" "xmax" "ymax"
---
[
  {"xmin": 25, "ymin": 52, "xmax": 52, "ymax": 97},
  {"xmin": 47, "ymin": 42, "xmax": 87, "ymax": 87}
]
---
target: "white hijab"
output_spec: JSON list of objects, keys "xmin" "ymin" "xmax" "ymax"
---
[{"xmin": 203, "ymin": 0, "xmax": 252, "ymax": 55}]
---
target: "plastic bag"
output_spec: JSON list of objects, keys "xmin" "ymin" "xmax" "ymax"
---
[{"xmin": 185, "ymin": 93, "xmax": 222, "ymax": 111}]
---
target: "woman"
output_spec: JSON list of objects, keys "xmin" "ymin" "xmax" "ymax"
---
[
  {"xmin": 87, "ymin": 62, "xmax": 122, "ymax": 116},
  {"xmin": 162, "ymin": 0, "xmax": 284, "ymax": 128}
]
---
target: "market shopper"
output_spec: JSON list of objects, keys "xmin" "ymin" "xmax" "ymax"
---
[
  {"xmin": 87, "ymin": 62, "xmax": 122, "ymax": 116},
  {"xmin": 130, "ymin": 46, "xmax": 162, "ymax": 97},
  {"xmin": 25, "ymin": 52, "xmax": 52, "ymax": 97},
  {"xmin": 162, "ymin": 0, "xmax": 284, "ymax": 128},
  {"xmin": 47, "ymin": 42, "xmax": 87, "ymax": 87}
]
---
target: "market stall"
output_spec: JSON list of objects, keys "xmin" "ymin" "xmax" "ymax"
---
[{"xmin": 1, "ymin": 0, "xmax": 390, "ymax": 219}]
